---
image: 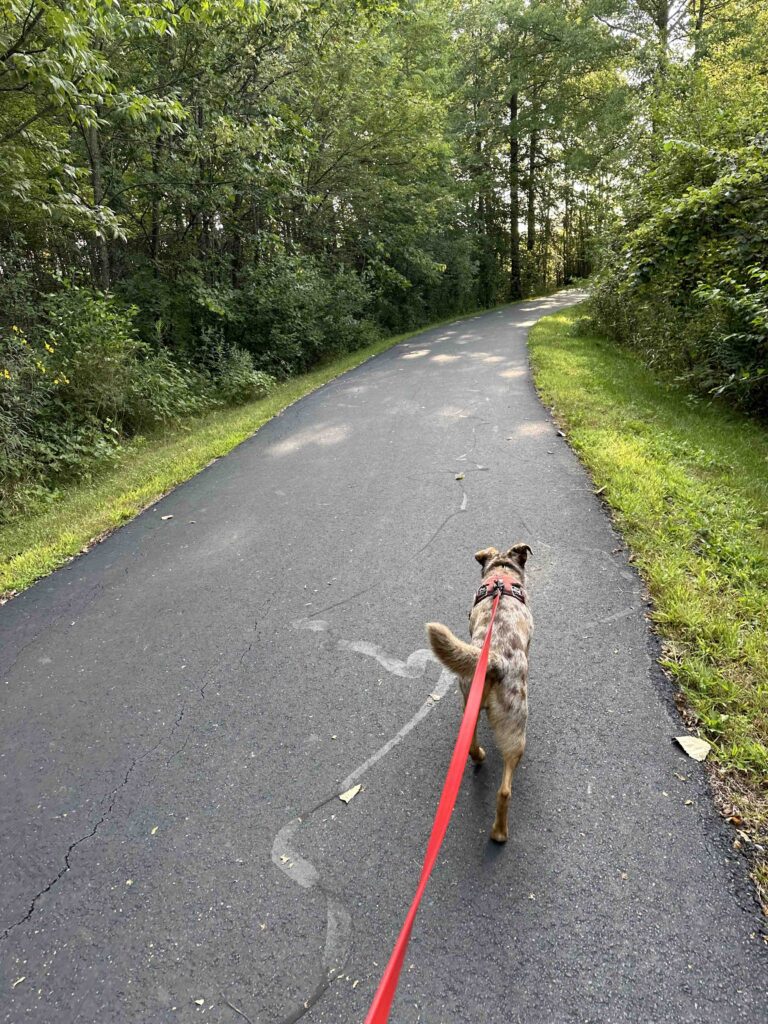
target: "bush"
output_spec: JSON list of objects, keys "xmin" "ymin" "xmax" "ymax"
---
[
  {"xmin": 0, "ymin": 322, "xmax": 124, "ymax": 515},
  {"xmin": 234, "ymin": 254, "xmax": 377, "ymax": 377},
  {"xmin": 693, "ymin": 267, "xmax": 768, "ymax": 407},
  {"xmin": 0, "ymin": 286, "xmax": 274, "ymax": 518},
  {"xmin": 590, "ymin": 142, "xmax": 768, "ymax": 415},
  {"xmin": 42, "ymin": 288, "xmax": 147, "ymax": 426},
  {"xmin": 125, "ymin": 350, "xmax": 208, "ymax": 430},
  {"xmin": 209, "ymin": 346, "xmax": 275, "ymax": 405},
  {"xmin": 0, "ymin": 324, "xmax": 57, "ymax": 507}
]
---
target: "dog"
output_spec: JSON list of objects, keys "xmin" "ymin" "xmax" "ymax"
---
[{"xmin": 426, "ymin": 544, "xmax": 533, "ymax": 842}]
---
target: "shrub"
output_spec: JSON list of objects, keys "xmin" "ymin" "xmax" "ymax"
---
[
  {"xmin": 124, "ymin": 350, "xmax": 208, "ymax": 430},
  {"xmin": 0, "ymin": 321, "xmax": 125, "ymax": 516},
  {"xmin": 0, "ymin": 286, "xmax": 274, "ymax": 517},
  {"xmin": 0, "ymin": 324, "xmax": 56, "ymax": 508},
  {"xmin": 209, "ymin": 346, "xmax": 274, "ymax": 405},
  {"xmin": 234, "ymin": 253, "xmax": 377, "ymax": 377},
  {"xmin": 693, "ymin": 267, "xmax": 768, "ymax": 408},
  {"xmin": 590, "ymin": 142, "xmax": 768, "ymax": 415},
  {"xmin": 42, "ymin": 287, "xmax": 146, "ymax": 426}
]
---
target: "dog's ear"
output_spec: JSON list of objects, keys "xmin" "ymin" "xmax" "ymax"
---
[
  {"xmin": 507, "ymin": 543, "xmax": 532, "ymax": 567},
  {"xmin": 475, "ymin": 547, "xmax": 498, "ymax": 568}
]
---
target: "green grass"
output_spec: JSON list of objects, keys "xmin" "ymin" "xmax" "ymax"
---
[
  {"xmin": 530, "ymin": 306, "xmax": 768, "ymax": 907},
  {"xmin": 0, "ymin": 306, "xmax": 511, "ymax": 601}
]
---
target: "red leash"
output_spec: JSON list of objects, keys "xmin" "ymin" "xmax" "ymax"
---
[{"xmin": 364, "ymin": 592, "xmax": 502, "ymax": 1023}]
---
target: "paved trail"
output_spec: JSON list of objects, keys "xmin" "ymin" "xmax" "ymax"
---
[{"xmin": 1, "ymin": 293, "xmax": 765, "ymax": 1024}]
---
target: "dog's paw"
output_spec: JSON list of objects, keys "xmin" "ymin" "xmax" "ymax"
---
[
  {"xmin": 490, "ymin": 827, "xmax": 508, "ymax": 843},
  {"xmin": 470, "ymin": 745, "xmax": 486, "ymax": 764}
]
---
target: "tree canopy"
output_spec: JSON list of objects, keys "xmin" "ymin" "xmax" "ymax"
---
[{"xmin": 2, "ymin": 0, "xmax": 766, "ymax": 511}]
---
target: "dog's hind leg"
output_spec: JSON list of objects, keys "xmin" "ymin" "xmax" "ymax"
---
[
  {"xmin": 490, "ymin": 745, "xmax": 524, "ymax": 843},
  {"xmin": 461, "ymin": 686, "xmax": 486, "ymax": 764},
  {"xmin": 487, "ymin": 689, "xmax": 527, "ymax": 842}
]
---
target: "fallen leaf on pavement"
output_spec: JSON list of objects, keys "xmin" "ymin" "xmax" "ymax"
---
[
  {"xmin": 429, "ymin": 692, "xmax": 442, "ymax": 701},
  {"xmin": 339, "ymin": 784, "xmax": 362, "ymax": 804},
  {"xmin": 150, "ymin": 826, "xmax": 158, "ymax": 835},
  {"xmin": 455, "ymin": 473, "xmax": 465, "ymax": 481},
  {"xmin": 674, "ymin": 735, "xmax": 711, "ymax": 761},
  {"xmin": 12, "ymin": 978, "xmax": 25, "ymax": 988},
  {"xmin": 161, "ymin": 515, "xmax": 173, "ymax": 521},
  {"xmin": 193, "ymin": 998, "xmax": 204, "ymax": 1006}
]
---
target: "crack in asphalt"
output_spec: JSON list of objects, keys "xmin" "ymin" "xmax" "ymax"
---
[
  {"xmin": 0, "ymin": 653, "xmax": 223, "ymax": 940},
  {"xmin": 306, "ymin": 582, "xmax": 382, "ymax": 619},
  {"xmin": 1, "ymin": 753, "xmax": 139, "ymax": 940},
  {"xmin": 0, "ymin": 579, "xmax": 106, "ymax": 678},
  {"xmin": 412, "ymin": 503, "xmax": 467, "ymax": 559}
]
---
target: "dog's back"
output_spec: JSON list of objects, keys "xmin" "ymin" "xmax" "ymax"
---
[{"xmin": 425, "ymin": 544, "xmax": 534, "ymax": 842}]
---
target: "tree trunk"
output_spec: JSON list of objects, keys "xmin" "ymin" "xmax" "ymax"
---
[
  {"xmin": 563, "ymin": 185, "xmax": 571, "ymax": 283},
  {"xmin": 87, "ymin": 122, "xmax": 110, "ymax": 290},
  {"xmin": 542, "ymin": 185, "xmax": 551, "ymax": 288},
  {"xmin": 526, "ymin": 129, "xmax": 537, "ymax": 252},
  {"xmin": 231, "ymin": 192, "xmax": 243, "ymax": 289},
  {"xmin": 657, "ymin": 0, "xmax": 669, "ymax": 50},
  {"xmin": 196, "ymin": 103, "xmax": 211, "ymax": 264},
  {"xmin": 691, "ymin": 0, "xmax": 708, "ymax": 61},
  {"xmin": 150, "ymin": 135, "xmax": 163, "ymax": 267},
  {"xmin": 508, "ymin": 93, "xmax": 522, "ymax": 301}
]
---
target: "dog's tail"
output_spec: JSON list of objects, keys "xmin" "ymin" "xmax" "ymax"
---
[{"xmin": 426, "ymin": 622, "xmax": 503, "ymax": 681}]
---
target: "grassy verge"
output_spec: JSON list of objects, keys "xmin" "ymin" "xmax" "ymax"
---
[
  {"xmin": 529, "ymin": 306, "xmax": 768, "ymax": 909},
  {"xmin": 0, "ymin": 306, "xmax": 509, "ymax": 601}
]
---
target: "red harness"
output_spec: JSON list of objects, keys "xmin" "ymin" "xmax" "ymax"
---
[{"xmin": 474, "ymin": 574, "xmax": 526, "ymax": 606}]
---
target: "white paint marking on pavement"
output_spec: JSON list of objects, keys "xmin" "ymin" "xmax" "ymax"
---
[
  {"xmin": 324, "ymin": 898, "xmax": 352, "ymax": 976},
  {"xmin": 340, "ymin": 666, "xmax": 452, "ymax": 792},
  {"xmin": 271, "ymin": 635, "xmax": 454, "ymax": 997},
  {"xmin": 336, "ymin": 641, "xmax": 434, "ymax": 679},
  {"xmin": 292, "ymin": 618, "xmax": 330, "ymax": 632}
]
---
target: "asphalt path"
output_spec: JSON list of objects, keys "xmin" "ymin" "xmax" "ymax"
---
[{"xmin": 1, "ymin": 292, "xmax": 766, "ymax": 1024}]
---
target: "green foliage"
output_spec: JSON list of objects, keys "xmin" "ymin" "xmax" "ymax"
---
[
  {"xmin": 4, "ymin": 0, "xmax": 767, "ymax": 516},
  {"xmin": 196, "ymin": 334, "xmax": 276, "ymax": 405},
  {"xmin": 592, "ymin": 141, "xmax": 768, "ymax": 413},
  {"xmin": 43, "ymin": 289, "xmax": 149, "ymax": 425},
  {"xmin": 232, "ymin": 255, "xmax": 379, "ymax": 377},
  {"xmin": 590, "ymin": 5, "xmax": 768, "ymax": 416},
  {"xmin": 0, "ymin": 288, "xmax": 273, "ymax": 516}
]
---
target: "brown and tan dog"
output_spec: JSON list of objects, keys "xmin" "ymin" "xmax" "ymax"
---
[{"xmin": 426, "ymin": 544, "xmax": 533, "ymax": 842}]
